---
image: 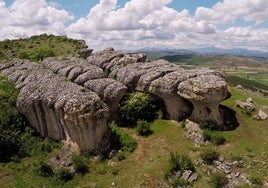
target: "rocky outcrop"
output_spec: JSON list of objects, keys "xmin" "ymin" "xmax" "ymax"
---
[
  {"xmin": 0, "ymin": 59, "xmax": 111, "ymax": 154},
  {"xmin": 0, "ymin": 47, "xmax": 231, "ymax": 153},
  {"xmin": 88, "ymin": 48, "xmax": 229, "ymax": 124}
]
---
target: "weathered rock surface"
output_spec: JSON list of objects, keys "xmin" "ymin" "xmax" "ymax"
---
[
  {"xmin": 89, "ymin": 48, "xmax": 229, "ymax": 124},
  {"xmin": 0, "ymin": 59, "xmax": 111, "ymax": 154},
  {"xmin": 0, "ymin": 47, "xmax": 231, "ymax": 153}
]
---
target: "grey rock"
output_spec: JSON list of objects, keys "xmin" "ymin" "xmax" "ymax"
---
[
  {"xmin": 0, "ymin": 48, "xmax": 231, "ymax": 153},
  {"xmin": 178, "ymin": 75, "xmax": 229, "ymax": 125},
  {"xmin": 80, "ymin": 48, "xmax": 93, "ymax": 59},
  {"xmin": 188, "ymin": 173, "xmax": 198, "ymax": 182},
  {"xmin": 236, "ymin": 100, "xmax": 255, "ymax": 111},
  {"xmin": 254, "ymin": 110, "xmax": 268, "ymax": 120},
  {"xmin": 181, "ymin": 170, "xmax": 192, "ymax": 180},
  {"xmin": 217, "ymin": 163, "xmax": 232, "ymax": 174}
]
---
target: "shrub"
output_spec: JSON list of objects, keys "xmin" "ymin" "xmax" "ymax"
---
[
  {"xmin": 71, "ymin": 155, "xmax": 89, "ymax": 174},
  {"xmin": 180, "ymin": 119, "xmax": 187, "ymax": 129},
  {"xmin": 35, "ymin": 161, "xmax": 54, "ymax": 177},
  {"xmin": 119, "ymin": 92, "xmax": 158, "ymax": 126},
  {"xmin": 249, "ymin": 174, "xmax": 263, "ymax": 185},
  {"xmin": 210, "ymin": 172, "xmax": 228, "ymax": 188},
  {"xmin": 135, "ymin": 120, "xmax": 153, "ymax": 136},
  {"xmin": 200, "ymin": 120, "xmax": 218, "ymax": 131},
  {"xmin": 165, "ymin": 153, "xmax": 195, "ymax": 179},
  {"xmin": 56, "ymin": 168, "xmax": 73, "ymax": 182},
  {"xmin": 203, "ymin": 131, "xmax": 226, "ymax": 145},
  {"xmin": 200, "ymin": 149, "xmax": 219, "ymax": 165},
  {"xmin": 29, "ymin": 47, "xmax": 55, "ymax": 62},
  {"xmin": 0, "ymin": 75, "xmax": 26, "ymax": 161},
  {"xmin": 116, "ymin": 152, "xmax": 126, "ymax": 161},
  {"xmin": 211, "ymin": 133, "xmax": 226, "ymax": 145},
  {"xmin": 109, "ymin": 122, "xmax": 137, "ymax": 152}
]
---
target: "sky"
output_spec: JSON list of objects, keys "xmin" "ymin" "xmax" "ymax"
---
[{"xmin": 0, "ymin": 0, "xmax": 268, "ymax": 51}]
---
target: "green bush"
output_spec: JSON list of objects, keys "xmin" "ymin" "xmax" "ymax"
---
[
  {"xmin": 165, "ymin": 153, "xmax": 195, "ymax": 180},
  {"xmin": 0, "ymin": 75, "xmax": 26, "ymax": 161},
  {"xmin": 34, "ymin": 161, "xmax": 54, "ymax": 177},
  {"xmin": 29, "ymin": 47, "xmax": 55, "ymax": 62},
  {"xmin": 210, "ymin": 172, "xmax": 228, "ymax": 188},
  {"xmin": 116, "ymin": 152, "xmax": 126, "ymax": 161},
  {"xmin": 71, "ymin": 155, "xmax": 89, "ymax": 174},
  {"xmin": 56, "ymin": 168, "xmax": 73, "ymax": 182},
  {"xmin": 249, "ymin": 174, "xmax": 263, "ymax": 185},
  {"xmin": 109, "ymin": 122, "xmax": 137, "ymax": 152},
  {"xmin": 211, "ymin": 133, "xmax": 226, "ymax": 145},
  {"xmin": 203, "ymin": 130, "xmax": 226, "ymax": 145},
  {"xmin": 135, "ymin": 120, "xmax": 153, "ymax": 136},
  {"xmin": 200, "ymin": 149, "xmax": 219, "ymax": 165},
  {"xmin": 119, "ymin": 92, "xmax": 158, "ymax": 126},
  {"xmin": 200, "ymin": 120, "xmax": 218, "ymax": 130}
]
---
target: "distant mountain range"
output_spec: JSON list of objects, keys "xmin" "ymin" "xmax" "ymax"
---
[{"xmin": 136, "ymin": 46, "xmax": 268, "ymax": 61}]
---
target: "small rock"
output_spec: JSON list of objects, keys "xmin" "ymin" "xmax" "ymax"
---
[
  {"xmin": 217, "ymin": 163, "xmax": 232, "ymax": 174},
  {"xmin": 181, "ymin": 170, "xmax": 192, "ymax": 180},
  {"xmin": 188, "ymin": 173, "xmax": 198, "ymax": 182},
  {"xmin": 246, "ymin": 97, "xmax": 253, "ymax": 103},
  {"xmin": 255, "ymin": 110, "xmax": 268, "ymax": 120},
  {"xmin": 109, "ymin": 150, "xmax": 118, "ymax": 158},
  {"xmin": 231, "ymin": 161, "xmax": 238, "ymax": 166},
  {"xmin": 235, "ymin": 172, "xmax": 240, "ymax": 178},
  {"xmin": 219, "ymin": 156, "xmax": 225, "ymax": 162}
]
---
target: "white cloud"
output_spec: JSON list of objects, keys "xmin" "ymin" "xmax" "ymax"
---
[
  {"xmin": 195, "ymin": 0, "xmax": 268, "ymax": 25},
  {"xmin": 0, "ymin": 0, "xmax": 73, "ymax": 40},
  {"xmin": 0, "ymin": 0, "xmax": 267, "ymax": 52},
  {"xmin": 66, "ymin": 0, "xmax": 219, "ymax": 50}
]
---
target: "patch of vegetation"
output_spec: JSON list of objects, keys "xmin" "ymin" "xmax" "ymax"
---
[
  {"xmin": 0, "ymin": 34, "xmax": 84, "ymax": 63},
  {"xmin": 135, "ymin": 120, "xmax": 153, "ymax": 136},
  {"xmin": 34, "ymin": 161, "xmax": 54, "ymax": 177},
  {"xmin": 209, "ymin": 172, "xmax": 228, "ymax": 188},
  {"xmin": 199, "ymin": 120, "xmax": 219, "ymax": 131},
  {"xmin": 109, "ymin": 122, "xmax": 137, "ymax": 152},
  {"xmin": 56, "ymin": 168, "xmax": 73, "ymax": 182},
  {"xmin": 71, "ymin": 155, "xmax": 89, "ymax": 174},
  {"xmin": 164, "ymin": 153, "xmax": 195, "ymax": 179},
  {"xmin": 200, "ymin": 149, "xmax": 219, "ymax": 165},
  {"xmin": 0, "ymin": 75, "xmax": 60, "ymax": 162},
  {"xmin": 119, "ymin": 92, "xmax": 158, "ymax": 126},
  {"xmin": 203, "ymin": 130, "xmax": 226, "ymax": 145},
  {"xmin": 164, "ymin": 153, "xmax": 195, "ymax": 186},
  {"xmin": 249, "ymin": 174, "xmax": 263, "ymax": 185}
]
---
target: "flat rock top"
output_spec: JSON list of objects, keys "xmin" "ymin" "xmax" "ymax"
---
[{"xmin": 178, "ymin": 75, "xmax": 229, "ymax": 102}]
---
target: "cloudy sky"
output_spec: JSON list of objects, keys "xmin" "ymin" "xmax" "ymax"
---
[{"xmin": 0, "ymin": 0, "xmax": 268, "ymax": 51}]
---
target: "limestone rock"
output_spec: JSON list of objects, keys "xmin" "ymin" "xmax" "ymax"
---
[
  {"xmin": 0, "ymin": 47, "xmax": 232, "ymax": 153},
  {"xmin": 254, "ymin": 110, "xmax": 268, "ymax": 120},
  {"xmin": 178, "ymin": 75, "xmax": 229, "ymax": 125},
  {"xmin": 236, "ymin": 100, "xmax": 255, "ymax": 111},
  {"xmin": 0, "ymin": 59, "xmax": 111, "ymax": 154}
]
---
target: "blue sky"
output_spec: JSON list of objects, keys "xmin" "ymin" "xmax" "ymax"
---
[{"xmin": 0, "ymin": 0, "xmax": 268, "ymax": 51}]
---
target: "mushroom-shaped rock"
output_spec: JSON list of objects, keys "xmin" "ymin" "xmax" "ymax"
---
[{"xmin": 178, "ymin": 75, "xmax": 229, "ymax": 125}]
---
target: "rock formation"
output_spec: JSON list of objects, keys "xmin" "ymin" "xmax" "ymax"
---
[{"xmin": 0, "ymin": 47, "xmax": 231, "ymax": 153}]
